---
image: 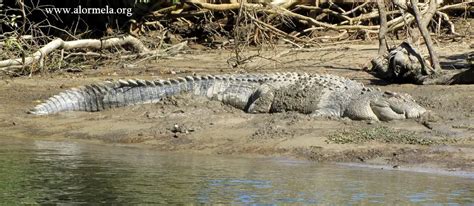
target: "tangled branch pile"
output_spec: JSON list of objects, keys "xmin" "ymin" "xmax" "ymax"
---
[
  {"xmin": 136, "ymin": 0, "xmax": 472, "ymax": 46},
  {"xmin": 0, "ymin": 0, "xmax": 471, "ymax": 76}
]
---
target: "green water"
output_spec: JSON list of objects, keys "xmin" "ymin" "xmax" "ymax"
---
[{"xmin": 0, "ymin": 138, "xmax": 472, "ymax": 204}]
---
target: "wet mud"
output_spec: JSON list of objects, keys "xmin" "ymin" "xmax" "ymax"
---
[{"xmin": 0, "ymin": 42, "xmax": 472, "ymax": 174}]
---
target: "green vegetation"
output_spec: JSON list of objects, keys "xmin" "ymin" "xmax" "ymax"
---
[{"xmin": 326, "ymin": 126, "xmax": 457, "ymax": 146}]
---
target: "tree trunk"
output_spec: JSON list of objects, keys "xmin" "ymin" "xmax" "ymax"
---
[
  {"xmin": 409, "ymin": 0, "xmax": 442, "ymax": 73},
  {"xmin": 376, "ymin": 0, "xmax": 388, "ymax": 55}
]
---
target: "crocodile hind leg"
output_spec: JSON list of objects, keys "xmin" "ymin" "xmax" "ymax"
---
[{"xmin": 246, "ymin": 84, "xmax": 275, "ymax": 113}]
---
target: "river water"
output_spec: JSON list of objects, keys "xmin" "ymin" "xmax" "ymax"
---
[{"xmin": 0, "ymin": 138, "xmax": 472, "ymax": 204}]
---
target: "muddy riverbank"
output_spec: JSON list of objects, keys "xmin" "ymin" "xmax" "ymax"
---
[{"xmin": 0, "ymin": 42, "xmax": 472, "ymax": 173}]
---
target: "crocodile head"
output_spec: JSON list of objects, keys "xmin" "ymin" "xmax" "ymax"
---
[
  {"xmin": 369, "ymin": 91, "xmax": 427, "ymax": 121},
  {"xmin": 344, "ymin": 91, "xmax": 427, "ymax": 121}
]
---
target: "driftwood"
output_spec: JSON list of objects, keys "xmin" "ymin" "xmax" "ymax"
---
[
  {"xmin": 1, "ymin": 0, "xmax": 471, "ymax": 77},
  {"xmin": 152, "ymin": 0, "xmax": 472, "ymax": 44},
  {"xmin": 369, "ymin": 42, "xmax": 473, "ymax": 85},
  {"xmin": 368, "ymin": 0, "xmax": 471, "ymax": 84},
  {"xmin": 0, "ymin": 35, "xmax": 186, "ymax": 73}
]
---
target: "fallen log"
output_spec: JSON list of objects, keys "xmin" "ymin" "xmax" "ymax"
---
[
  {"xmin": 369, "ymin": 42, "xmax": 473, "ymax": 85},
  {"xmin": 0, "ymin": 35, "xmax": 186, "ymax": 73}
]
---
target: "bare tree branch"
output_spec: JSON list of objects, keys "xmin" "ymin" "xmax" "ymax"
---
[
  {"xmin": 409, "ymin": 0, "xmax": 442, "ymax": 73},
  {"xmin": 0, "ymin": 35, "xmax": 176, "ymax": 71},
  {"xmin": 376, "ymin": 0, "xmax": 388, "ymax": 55}
]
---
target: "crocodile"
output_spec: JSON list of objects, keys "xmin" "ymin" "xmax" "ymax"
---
[{"xmin": 29, "ymin": 72, "xmax": 427, "ymax": 121}]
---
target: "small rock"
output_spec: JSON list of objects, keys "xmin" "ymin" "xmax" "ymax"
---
[
  {"xmin": 122, "ymin": 64, "xmax": 138, "ymax": 69},
  {"xmin": 170, "ymin": 123, "xmax": 194, "ymax": 134},
  {"xmin": 171, "ymin": 123, "xmax": 181, "ymax": 133}
]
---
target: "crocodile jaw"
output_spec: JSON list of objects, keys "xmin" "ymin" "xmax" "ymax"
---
[{"xmin": 369, "ymin": 92, "xmax": 427, "ymax": 121}]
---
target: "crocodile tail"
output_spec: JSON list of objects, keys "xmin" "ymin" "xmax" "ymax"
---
[{"xmin": 29, "ymin": 76, "xmax": 197, "ymax": 115}]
